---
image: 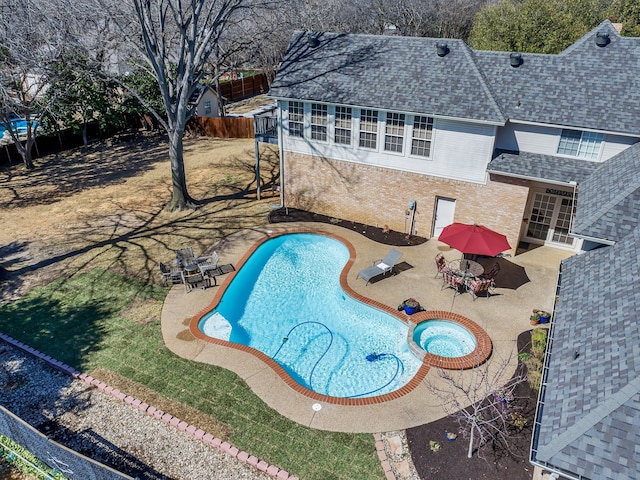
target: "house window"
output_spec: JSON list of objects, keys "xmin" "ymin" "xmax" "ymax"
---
[
  {"xmin": 557, "ymin": 129, "xmax": 603, "ymax": 159},
  {"xmin": 334, "ymin": 106, "xmax": 352, "ymax": 145},
  {"xmin": 311, "ymin": 103, "xmax": 328, "ymax": 141},
  {"xmin": 359, "ymin": 109, "xmax": 378, "ymax": 149},
  {"xmin": 288, "ymin": 101, "xmax": 304, "ymax": 138},
  {"xmin": 411, "ymin": 116, "xmax": 433, "ymax": 157},
  {"xmin": 204, "ymin": 100, "xmax": 212, "ymax": 114},
  {"xmin": 384, "ymin": 112, "xmax": 405, "ymax": 153}
]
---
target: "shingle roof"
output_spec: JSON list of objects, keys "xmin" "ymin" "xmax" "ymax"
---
[
  {"xmin": 487, "ymin": 151, "xmax": 598, "ymax": 185},
  {"xmin": 271, "ymin": 22, "xmax": 640, "ymax": 136},
  {"xmin": 473, "ymin": 21, "xmax": 640, "ymax": 135},
  {"xmin": 572, "ymin": 141, "xmax": 640, "ymax": 242},
  {"xmin": 532, "ymin": 225, "xmax": 640, "ymax": 479},
  {"xmin": 269, "ymin": 32, "xmax": 506, "ymax": 124}
]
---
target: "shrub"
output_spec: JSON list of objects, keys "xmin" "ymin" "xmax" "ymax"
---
[
  {"xmin": 517, "ymin": 352, "xmax": 531, "ymax": 363},
  {"xmin": 531, "ymin": 328, "xmax": 548, "ymax": 358},
  {"xmin": 429, "ymin": 440, "xmax": 441, "ymax": 453},
  {"xmin": 511, "ymin": 412, "xmax": 528, "ymax": 431},
  {"xmin": 527, "ymin": 369, "xmax": 542, "ymax": 391}
]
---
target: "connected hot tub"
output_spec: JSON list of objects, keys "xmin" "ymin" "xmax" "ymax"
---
[{"xmin": 407, "ymin": 311, "xmax": 492, "ymax": 368}]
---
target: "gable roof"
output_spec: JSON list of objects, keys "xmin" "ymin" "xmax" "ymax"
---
[
  {"xmin": 269, "ymin": 31, "xmax": 506, "ymax": 124},
  {"xmin": 532, "ymin": 225, "xmax": 640, "ymax": 479},
  {"xmin": 472, "ymin": 20, "xmax": 640, "ymax": 135},
  {"xmin": 571, "ymin": 140, "xmax": 640, "ymax": 242}
]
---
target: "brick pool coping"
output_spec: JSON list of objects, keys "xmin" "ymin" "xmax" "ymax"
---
[
  {"xmin": 189, "ymin": 229, "xmax": 492, "ymax": 406},
  {"xmin": 0, "ymin": 332, "xmax": 299, "ymax": 480}
]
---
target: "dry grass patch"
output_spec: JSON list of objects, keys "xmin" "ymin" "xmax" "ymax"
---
[{"xmin": 120, "ymin": 296, "xmax": 164, "ymax": 325}]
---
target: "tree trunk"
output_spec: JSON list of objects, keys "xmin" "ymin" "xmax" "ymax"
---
[
  {"xmin": 467, "ymin": 423, "xmax": 474, "ymax": 458},
  {"xmin": 166, "ymin": 128, "xmax": 196, "ymax": 211},
  {"xmin": 82, "ymin": 121, "xmax": 88, "ymax": 148},
  {"xmin": 13, "ymin": 133, "xmax": 35, "ymax": 170}
]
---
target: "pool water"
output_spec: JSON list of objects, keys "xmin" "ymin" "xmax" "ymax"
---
[
  {"xmin": 199, "ymin": 233, "xmax": 422, "ymax": 398},
  {"xmin": 413, "ymin": 320, "xmax": 476, "ymax": 358}
]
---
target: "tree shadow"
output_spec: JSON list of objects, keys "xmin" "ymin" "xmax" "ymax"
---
[
  {"xmin": 0, "ymin": 289, "xmax": 116, "ymax": 370},
  {"xmin": 0, "ymin": 131, "xmax": 168, "ymax": 209}
]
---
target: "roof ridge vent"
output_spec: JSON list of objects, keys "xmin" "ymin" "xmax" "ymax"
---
[
  {"xmin": 509, "ymin": 52, "xmax": 523, "ymax": 67},
  {"xmin": 307, "ymin": 33, "xmax": 320, "ymax": 48},
  {"xmin": 436, "ymin": 41, "xmax": 449, "ymax": 57},
  {"xmin": 595, "ymin": 30, "xmax": 610, "ymax": 47}
]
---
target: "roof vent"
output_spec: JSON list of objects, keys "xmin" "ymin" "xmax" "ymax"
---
[
  {"xmin": 595, "ymin": 30, "xmax": 610, "ymax": 47},
  {"xmin": 509, "ymin": 52, "xmax": 522, "ymax": 67},
  {"xmin": 307, "ymin": 33, "xmax": 320, "ymax": 48},
  {"xmin": 436, "ymin": 41, "xmax": 449, "ymax": 57}
]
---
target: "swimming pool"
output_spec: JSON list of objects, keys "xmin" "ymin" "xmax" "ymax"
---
[{"xmin": 197, "ymin": 233, "xmax": 423, "ymax": 399}]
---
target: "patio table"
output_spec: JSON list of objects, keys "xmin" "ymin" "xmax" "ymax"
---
[{"xmin": 449, "ymin": 259, "xmax": 484, "ymax": 278}]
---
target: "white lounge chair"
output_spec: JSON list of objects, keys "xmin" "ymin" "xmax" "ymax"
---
[{"xmin": 356, "ymin": 248, "xmax": 403, "ymax": 285}]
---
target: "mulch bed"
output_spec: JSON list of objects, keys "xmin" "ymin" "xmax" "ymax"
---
[
  {"xmin": 406, "ymin": 330, "xmax": 538, "ymax": 480},
  {"xmin": 268, "ymin": 207, "xmax": 427, "ymax": 246}
]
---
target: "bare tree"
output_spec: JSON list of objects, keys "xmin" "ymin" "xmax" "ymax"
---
[
  {"xmin": 0, "ymin": 0, "xmax": 74, "ymax": 169},
  {"xmin": 86, "ymin": 0, "xmax": 269, "ymax": 211},
  {"xmin": 427, "ymin": 352, "xmax": 526, "ymax": 459}
]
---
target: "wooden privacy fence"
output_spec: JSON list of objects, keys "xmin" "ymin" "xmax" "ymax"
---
[
  {"xmin": 188, "ymin": 116, "xmax": 254, "ymax": 138},
  {"xmin": 219, "ymin": 73, "xmax": 268, "ymax": 101}
]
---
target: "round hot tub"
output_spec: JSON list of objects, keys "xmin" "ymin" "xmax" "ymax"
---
[
  {"xmin": 407, "ymin": 311, "xmax": 492, "ymax": 369},
  {"xmin": 413, "ymin": 320, "xmax": 476, "ymax": 358}
]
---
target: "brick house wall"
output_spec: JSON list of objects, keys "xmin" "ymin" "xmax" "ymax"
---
[{"xmin": 283, "ymin": 152, "xmax": 529, "ymax": 254}]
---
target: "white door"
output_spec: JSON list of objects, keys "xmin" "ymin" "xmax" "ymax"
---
[
  {"xmin": 433, "ymin": 197, "xmax": 456, "ymax": 238},
  {"xmin": 524, "ymin": 192, "xmax": 576, "ymax": 247}
]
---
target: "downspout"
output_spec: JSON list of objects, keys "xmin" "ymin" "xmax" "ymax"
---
[{"xmin": 277, "ymin": 102, "xmax": 286, "ymax": 209}]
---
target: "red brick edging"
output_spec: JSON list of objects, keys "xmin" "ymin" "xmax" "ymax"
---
[
  {"xmin": 189, "ymin": 229, "xmax": 492, "ymax": 405},
  {"xmin": 0, "ymin": 332, "xmax": 299, "ymax": 480},
  {"xmin": 189, "ymin": 229, "xmax": 434, "ymax": 405}
]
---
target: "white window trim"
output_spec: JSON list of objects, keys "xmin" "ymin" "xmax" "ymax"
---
[
  {"xmin": 383, "ymin": 112, "xmax": 407, "ymax": 156},
  {"xmin": 287, "ymin": 101, "xmax": 305, "ymax": 138},
  {"xmin": 357, "ymin": 108, "xmax": 380, "ymax": 151},
  {"xmin": 408, "ymin": 115, "xmax": 434, "ymax": 159},
  {"xmin": 310, "ymin": 103, "xmax": 328, "ymax": 142},
  {"xmin": 332, "ymin": 105, "xmax": 353, "ymax": 146},
  {"xmin": 555, "ymin": 129, "xmax": 604, "ymax": 160}
]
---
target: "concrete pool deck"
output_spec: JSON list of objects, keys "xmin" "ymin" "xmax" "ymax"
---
[{"xmin": 160, "ymin": 222, "xmax": 572, "ymax": 433}]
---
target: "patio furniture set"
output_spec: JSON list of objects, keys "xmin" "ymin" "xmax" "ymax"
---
[
  {"xmin": 435, "ymin": 253, "xmax": 500, "ymax": 300},
  {"xmin": 159, "ymin": 247, "xmax": 234, "ymax": 292}
]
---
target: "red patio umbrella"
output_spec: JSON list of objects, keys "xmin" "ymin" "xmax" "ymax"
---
[{"xmin": 438, "ymin": 223, "xmax": 511, "ymax": 257}]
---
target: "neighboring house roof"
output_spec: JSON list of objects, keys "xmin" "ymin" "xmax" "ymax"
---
[
  {"xmin": 487, "ymin": 151, "xmax": 598, "ymax": 185},
  {"xmin": 269, "ymin": 31, "xmax": 506, "ymax": 124},
  {"xmin": 532, "ymin": 226, "xmax": 640, "ymax": 479},
  {"xmin": 532, "ymin": 142, "xmax": 640, "ymax": 479},
  {"xmin": 473, "ymin": 20, "xmax": 640, "ymax": 136},
  {"xmin": 571, "ymin": 141, "xmax": 640, "ymax": 242}
]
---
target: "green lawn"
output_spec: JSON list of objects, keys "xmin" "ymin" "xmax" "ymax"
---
[{"xmin": 0, "ymin": 269, "xmax": 383, "ymax": 480}]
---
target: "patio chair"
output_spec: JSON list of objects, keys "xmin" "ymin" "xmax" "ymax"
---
[
  {"xmin": 181, "ymin": 270, "xmax": 210, "ymax": 293},
  {"xmin": 356, "ymin": 248, "xmax": 403, "ymax": 285},
  {"xmin": 479, "ymin": 262, "xmax": 500, "ymax": 292},
  {"xmin": 197, "ymin": 251, "xmax": 221, "ymax": 278},
  {"xmin": 175, "ymin": 247, "xmax": 197, "ymax": 268},
  {"xmin": 441, "ymin": 268, "xmax": 465, "ymax": 296},
  {"xmin": 434, "ymin": 253, "xmax": 448, "ymax": 278},
  {"xmin": 479, "ymin": 262, "xmax": 500, "ymax": 280},
  {"xmin": 159, "ymin": 262, "xmax": 182, "ymax": 286},
  {"xmin": 465, "ymin": 277, "xmax": 492, "ymax": 300}
]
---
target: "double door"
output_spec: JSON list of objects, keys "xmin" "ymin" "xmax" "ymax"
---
[{"xmin": 524, "ymin": 192, "xmax": 575, "ymax": 247}]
